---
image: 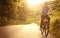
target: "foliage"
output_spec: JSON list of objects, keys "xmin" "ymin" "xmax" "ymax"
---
[
  {"xmin": 0, "ymin": 0, "xmax": 27, "ymax": 26},
  {"xmin": 50, "ymin": 18, "xmax": 60, "ymax": 38},
  {"xmin": 49, "ymin": 0, "xmax": 60, "ymax": 38}
]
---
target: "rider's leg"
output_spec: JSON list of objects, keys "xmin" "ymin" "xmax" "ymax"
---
[
  {"xmin": 40, "ymin": 15, "xmax": 44, "ymax": 35},
  {"xmin": 46, "ymin": 15, "xmax": 50, "ymax": 28},
  {"xmin": 48, "ymin": 16, "xmax": 50, "ymax": 33},
  {"xmin": 40, "ymin": 15, "xmax": 43, "ymax": 28},
  {"xmin": 46, "ymin": 15, "xmax": 50, "ymax": 35},
  {"xmin": 47, "ymin": 16, "xmax": 50, "ymax": 28}
]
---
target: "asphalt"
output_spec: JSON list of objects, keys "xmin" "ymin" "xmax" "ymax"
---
[{"xmin": 0, "ymin": 23, "xmax": 56, "ymax": 38}]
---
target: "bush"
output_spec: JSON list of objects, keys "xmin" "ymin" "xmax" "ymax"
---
[{"xmin": 50, "ymin": 19, "xmax": 60, "ymax": 38}]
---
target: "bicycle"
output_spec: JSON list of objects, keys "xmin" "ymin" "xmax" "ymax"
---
[{"xmin": 40, "ymin": 14, "xmax": 53, "ymax": 37}]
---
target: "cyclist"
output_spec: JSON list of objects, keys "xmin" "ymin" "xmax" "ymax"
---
[{"xmin": 40, "ymin": 2, "xmax": 52, "ymax": 34}]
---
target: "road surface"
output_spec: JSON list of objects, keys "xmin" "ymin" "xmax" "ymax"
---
[{"xmin": 0, "ymin": 23, "xmax": 56, "ymax": 38}]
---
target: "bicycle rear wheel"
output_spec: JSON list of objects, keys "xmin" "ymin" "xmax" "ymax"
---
[{"xmin": 45, "ymin": 24, "xmax": 49, "ymax": 37}]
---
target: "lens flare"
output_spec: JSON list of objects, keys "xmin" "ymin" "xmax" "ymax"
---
[{"xmin": 27, "ymin": 0, "xmax": 54, "ymax": 6}]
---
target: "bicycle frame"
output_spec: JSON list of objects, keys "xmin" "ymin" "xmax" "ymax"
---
[{"xmin": 40, "ymin": 17, "xmax": 50, "ymax": 37}]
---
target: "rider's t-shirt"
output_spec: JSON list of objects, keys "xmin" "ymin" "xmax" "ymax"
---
[{"xmin": 42, "ymin": 6, "xmax": 50, "ymax": 15}]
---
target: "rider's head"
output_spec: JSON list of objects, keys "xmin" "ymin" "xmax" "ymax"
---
[{"xmin": 43, "ymin": 2, "xmax": 48, "ymax": 6}]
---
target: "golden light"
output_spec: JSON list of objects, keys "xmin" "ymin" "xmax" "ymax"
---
[
  {"xmin": 22, "ymin": 23, "xmax": 40, "ymax": 32},
  {"xmin": 27, "ymin": 0, "xmax": 39, "ymax": 6},
  {"xmin": 27, "ymin": 0, "xmax": 54, "ymax": 6}
]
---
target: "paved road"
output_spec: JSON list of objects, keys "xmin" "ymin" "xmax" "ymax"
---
[{"xmin": 0, "ymin": 23, "xmax": 56, "ymax": 38}]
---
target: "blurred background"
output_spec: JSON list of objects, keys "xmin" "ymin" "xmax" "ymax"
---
[{"xmin": 0, "ymin": 0, "xmax": 60, "ymax": 38}]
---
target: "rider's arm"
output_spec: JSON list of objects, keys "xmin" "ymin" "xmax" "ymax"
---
[{"xmin": 49, "ymin": 6, "xmax": 53, "ymax": 15}]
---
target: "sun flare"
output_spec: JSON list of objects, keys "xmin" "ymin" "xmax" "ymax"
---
[{"xmin": 27, "ymin": 0, "xmax": 54, "ymax": 6}]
